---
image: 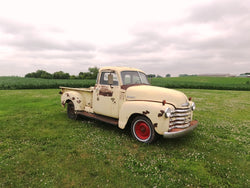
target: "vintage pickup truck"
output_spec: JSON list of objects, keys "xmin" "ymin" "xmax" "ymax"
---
[{"xmin": 60, "ymin": 67, "xmax": 198, "ymax": 143}]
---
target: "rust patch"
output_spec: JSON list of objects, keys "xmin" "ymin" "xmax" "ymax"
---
[
  {"xmin": 153, "ymin": 123, "xmax": 158, "ymax": 127},
  {"xmin": 142, "ymin": 110, "xmax": 150, "ymax": 115},
  {"xmin": 158, "ymin": 110, "xmax": 164, "ymax": 117},
  {"xmin": 111, "ymin": 98, "xmax": 116, "ymax": 104},
  {"xmin": 66, "ymin": 93, "xmax": 70, "ymax": 97},
  {"xmin": 72, "ymin": 97, "xmax": 75, "ymax": 100},
  {"xmin": 61, "ymin": 101, "xmax": 66, "ymax": 106},
  {"xmin": 77, "ymin": 100, "xmax": 81, "ymax": 104},
  {"xmin": 99, "ymin": 86, "xmax": 113, "ymax": 97}
]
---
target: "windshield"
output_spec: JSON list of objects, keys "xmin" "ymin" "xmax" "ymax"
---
[{"xmin": 121, "ymin": 71, "xmax": 150, "ymax": 85}]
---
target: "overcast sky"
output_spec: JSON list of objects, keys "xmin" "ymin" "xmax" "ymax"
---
[{"xmin": 0, "ymin": 0, "xmax": 249, "ymax": 77}]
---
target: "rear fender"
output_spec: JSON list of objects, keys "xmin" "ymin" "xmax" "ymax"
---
[{"xmin": 61, "ymin": 91, "xmax": 85, "ymax": 111}]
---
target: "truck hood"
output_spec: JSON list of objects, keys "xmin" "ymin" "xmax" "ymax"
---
[{"xmin": 126, "ymin": 85, "xmax": 189, "ymax": 108}]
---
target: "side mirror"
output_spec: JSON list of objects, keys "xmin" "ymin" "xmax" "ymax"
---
[{"xmin": 108, "ymin": 73, "xmax": 114, "ymax": 85}]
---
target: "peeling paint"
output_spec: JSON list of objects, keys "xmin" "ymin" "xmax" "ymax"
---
[
  {"xmin": 142, "ymin": 110, "xmax": 150, "ymax": 115},
  {"xmin": 158, "ymin": 110, "xmax": 164, "ymax": 117},
  {"xmin": 99, "ymin": 86, "xmax": 113, "ymax": 97}
]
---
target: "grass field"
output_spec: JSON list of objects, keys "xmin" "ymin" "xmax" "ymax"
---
[
  {"xmin": 0, "ymin": 89, "xmax": 249, "ymax": 187},
  {"xmin": 0, "ymin": 76, "xmax": 250, "ymax": 90},
  {"xmin": 0, "ymin": 77, "xmax": 96, "ymax": 90},
  {"xmin": 151, "ymin": 76, "xmax": 250, "ymax": 90}
]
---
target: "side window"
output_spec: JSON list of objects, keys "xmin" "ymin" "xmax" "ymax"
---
[
  {"xmin": 100, "ymin": 72, "xmax": 119, "ymax": 86},
  {"xmin": 124, "ymin": 74, "xmax": 131, "ymax": 85}
]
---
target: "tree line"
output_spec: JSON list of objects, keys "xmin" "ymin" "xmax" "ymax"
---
[{"xmin": 25, "ymin": 67, "xmax": 99, "ymax": 79}]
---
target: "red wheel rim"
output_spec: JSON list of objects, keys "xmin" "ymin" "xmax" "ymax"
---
[{"xmin": 134, "ymin": 121, "xmax": 151, "ymax": 140}]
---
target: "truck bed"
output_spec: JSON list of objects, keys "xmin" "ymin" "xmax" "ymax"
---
[
  {"xmin": 60, "ymin": 86, "xmax": 94, "ymax": 112},
  {"xmin": 60, "ymin": 86, "xmax": 94, "ymax": 92}
]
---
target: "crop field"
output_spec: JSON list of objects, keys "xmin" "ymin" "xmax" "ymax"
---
[
  {"xmin": 0, "ymin": 77, "xmax": 96, "ymax": 90},
  {"xmin": 0, "ymin": 89, "xmax": 249, "ymax": 187},
  {"xmin": 151, "ymin": 76, "xmax": 250, "ymax": 91},
  {"xmin": 0, "ymin": 76, "xmax": 250, "ymax": 90}
]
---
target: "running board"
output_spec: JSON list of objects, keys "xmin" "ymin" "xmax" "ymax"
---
[{"xmin": 76, "ymin": 111, "xmax": 118, "ymax": 126}]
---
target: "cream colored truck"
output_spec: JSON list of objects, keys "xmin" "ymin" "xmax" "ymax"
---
[{"xmin": 60, "ymin": 67, "xmax": 198, "ymax": 143}]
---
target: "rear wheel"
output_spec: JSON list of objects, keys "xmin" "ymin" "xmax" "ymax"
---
[
  {"xmin": 131, "ymin": 116, "xmax": 156, "ymax": 143},
  {"xmin": 67, "ymin": 101, "xmax": 77, "ymax": 120}
]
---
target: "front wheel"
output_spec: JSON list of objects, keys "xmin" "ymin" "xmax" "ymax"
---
[
  {"xmin": 67, "ymin": 101, "xmax": 78, "ymax": 120},
  {"xmin": 131, "ymin": 116, "xmax": 156, "ymax": 143}
]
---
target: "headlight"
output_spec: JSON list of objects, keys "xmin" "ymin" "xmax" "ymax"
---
[
  {"xmin": 191, "ymin": 102, "xmax": 196, "ymax": 111},
  {"xmin": 165, "ymin": 108, "xmax": 172, "ymax": 118}
]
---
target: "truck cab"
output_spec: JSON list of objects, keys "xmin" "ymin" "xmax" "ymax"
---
[{"xmin": 93, "ymin": 67, "xmax": 149, "ymax": 118}]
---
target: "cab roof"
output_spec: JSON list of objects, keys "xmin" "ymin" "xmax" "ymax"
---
[{"xmin": 99, "ymin": 66, "xmax": 145, "ymax": 73}]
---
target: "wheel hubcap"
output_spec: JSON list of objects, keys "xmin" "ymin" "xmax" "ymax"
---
[{"xmin": 134, "ymin": 121, "xmax": 150, "ymax": 140}]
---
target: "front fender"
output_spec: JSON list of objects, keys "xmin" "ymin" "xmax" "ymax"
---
[
  {"xmin": 118, "ymin": 101, "xmax": 174, "ymax": 135},
  {"xmin": 61, "ymin": 91, "xmax": 85, "ymax": 111}
]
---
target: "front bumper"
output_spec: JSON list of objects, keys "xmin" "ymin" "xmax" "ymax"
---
[{"xmin": 163, "ymin": 120, "xmax": 198, "ymax": 139}]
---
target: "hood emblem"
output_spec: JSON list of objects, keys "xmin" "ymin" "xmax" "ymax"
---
[{"xmin": 181, "ymin": 102, "xmax": 189, "ymax": 107}]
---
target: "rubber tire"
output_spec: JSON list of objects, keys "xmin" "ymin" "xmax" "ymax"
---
[
  {"xmin": 131, "ymin": 116, "xmax": 156, "ymax": 143},
  {"xmin": 67, "ymin": 101, "xmax": 77, "ymax": 120}
]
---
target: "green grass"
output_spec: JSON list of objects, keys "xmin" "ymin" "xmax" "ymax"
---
[
  {"xmin": 0, "ymin": 76, "xmax": 250, "ymax": 90},
  {"xmin": 0, "ymin": 77, "xmax": 96, "ymax": 90},
  {"xmin": 151, "ymin": 76, "xmax": 250, "ymax": 90},
  {"xmin": 0, "ymin": 89, "xmax": 249, "ymax": 187}
]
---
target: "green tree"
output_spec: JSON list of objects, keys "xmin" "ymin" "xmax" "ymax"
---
[
  {"xmin": 78, "ymin": 67, "xmax": 99, "ymax": 79},
  {"xmin": 25, "ymin": 70, "xmax": 52, "ymax": 79},
  {"xmin": 88, "ymin": 67, "xmax": 99, "ymax": 79},
  {"xmin": 40, "ymin": 71, "xmax": 52, "ymax": 79},
  {"xmin": 53, "ymin": 71, "xmax": 70, "ymax": 79},
  {"xmin": 147, "ymin": 74, "xmax": 156, "ymax": 78}
]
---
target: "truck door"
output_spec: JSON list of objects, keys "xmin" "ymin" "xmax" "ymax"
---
[{"xmin": 93, "ymin": 71, "xmax": 120, "ymax": 118}]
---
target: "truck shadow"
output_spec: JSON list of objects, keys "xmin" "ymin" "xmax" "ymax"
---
[
  {"xmin": 79, "ymin": 116, "xmax": 197, "ymax": 149},
  {"xmin": 79, "ymin": 115, "xmax": 129, "ymax": 134}
]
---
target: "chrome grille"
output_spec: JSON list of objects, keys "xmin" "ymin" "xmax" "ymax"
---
[{"xmin": 169, "ymin": 108, "xmax": 192, "ymax": 131}]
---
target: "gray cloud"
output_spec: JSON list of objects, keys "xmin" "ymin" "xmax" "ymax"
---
[
  {"xmin": 188, "ymin": 0, "xmax": 250, "ymax": 23},
  {"xmin": 0, "ymin": 18, "xmax": 34, "ymax": 34},
  {"xmin": 0, "ymin": 18, "xmax": 96, "ymax": 52},
  {"xmin": 0, "ymin": 18, "xmax": 97, "ymax": 75},
  {"xmin": 100, "ymin": 0, "xmax": 250, "ymax": 76},
  {"xmin": 103, "ymin": 32, "xmax": 166, "ymax": 55},
  {"xmin": 0, "ymin": 0, "xmax": 249, "ymax": 77}
]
